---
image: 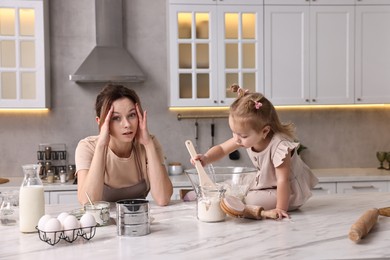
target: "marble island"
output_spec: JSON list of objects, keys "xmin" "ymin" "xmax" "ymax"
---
[
  {"xmin": 1, "ymin": 192, "xmax": 390, "ymax": 259},
  {"xmin": 1, "ymin": 167, "xmax": 389, "ymax": 192}
]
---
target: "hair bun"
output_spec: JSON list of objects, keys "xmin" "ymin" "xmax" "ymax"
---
[{"xmin": 230, "ymin": 84, "xmax": 240, "ymax": 93}]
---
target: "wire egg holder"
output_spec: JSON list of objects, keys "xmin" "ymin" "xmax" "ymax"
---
[{"xmin": 36, "ymin": 225, "xmax": 97, "ymax": 246}]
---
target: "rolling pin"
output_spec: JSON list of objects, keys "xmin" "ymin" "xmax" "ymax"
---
[
  {"xmin": 220, "ymin": 195, "xmax": 278, "ymax": 220},
  {"xmin": 348, "ymin": 207, "xmax": 390, "ymax": 242}
]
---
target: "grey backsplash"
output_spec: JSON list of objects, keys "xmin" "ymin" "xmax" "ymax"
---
[{"xmin": 0, "ymin": 0, "xmax": 389, "ymax": 177}]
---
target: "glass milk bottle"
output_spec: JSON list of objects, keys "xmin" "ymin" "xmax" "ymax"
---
[
  {"xmin": 19, "ymin": 164, "xmax": 45, "ymax": 233},
  {"xmin": 197, "ymin": 185, "xmax": 226, "ymax": 222}
]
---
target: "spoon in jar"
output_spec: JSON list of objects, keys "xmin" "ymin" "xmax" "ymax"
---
[{"xmin": 85, "ymin": 192, "xmax": 95, "ymax": 209}]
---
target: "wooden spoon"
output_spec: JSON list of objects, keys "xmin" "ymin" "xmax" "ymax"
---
[{"xmin": 185, "ymin": 140, "xmax": 216, "ymax": 188}]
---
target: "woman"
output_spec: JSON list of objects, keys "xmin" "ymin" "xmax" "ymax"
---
[{"xmin": 75, "ymin": 84, "xmax": 173, "ymax": 206}]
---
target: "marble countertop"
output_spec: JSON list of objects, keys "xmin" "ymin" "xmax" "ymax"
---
[
  {"xmin": 1, "ymin": 168, "xmax": 389, "ymax": 193},
  {"xmin": 1, "ymin": 192, "xmax": 390, "ymax": 259}
]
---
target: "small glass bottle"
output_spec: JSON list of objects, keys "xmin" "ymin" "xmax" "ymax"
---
[
  {"xmin": 46, "ymin": 169, "xmax": 54, "ymax": 183},
  {"xmin": 0, "ymin": 191, "xmax": 19, "ymax": 226},
  {"xmin": 59, "ymin": 169, "xmax": 67, "ymax": 183},
  {"xmin": 44, "ymin": 146, "xmax": 51, "ymax": 160},
  {"xmin": 67, "ymin": 165, "xmax": 75, "ymax": 180},
  {"xmin": 19, "ymin": 164, "xmax": 45, "ymax": 233},
  {"xmin": 196, "ymin": 185, "xmax": 226, "ymax": 222}
]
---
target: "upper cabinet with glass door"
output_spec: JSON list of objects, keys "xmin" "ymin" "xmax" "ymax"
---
[
  {"xmin": 168, "ymin": 0, "xmax": 263, "ymax": 107},
  {"xmin": 0, "ymin": 0, "xmax": 49, "ymax": 109}
]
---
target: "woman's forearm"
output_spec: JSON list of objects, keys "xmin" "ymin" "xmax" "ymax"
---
[
  {"xmin": 143, "ymin": 141, "xmax": 173, "ymax": 206},
  {"xmin": 77, "ymin": 144, "xmax": 107, "ymax": 204}
]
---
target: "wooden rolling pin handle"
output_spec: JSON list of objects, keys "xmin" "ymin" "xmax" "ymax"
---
[
  {"xmin": 349, "ymin": 208, "xmax": 379, "ymax": 242},
  {"xmin": 243, "ymin": 205, "xmax": 278, "ymax": 220},
  {"xmin": 379, "ymin": 207, "xmax": 390, "ymax": 217},
  {"xmin": 261, "ymin": 209, "xmax": 279, "ymax": 220}
]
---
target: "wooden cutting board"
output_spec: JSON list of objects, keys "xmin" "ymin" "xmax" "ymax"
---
[{"xmin": 0, "ymin": 178, "xmax": 10, "ymax": 184}]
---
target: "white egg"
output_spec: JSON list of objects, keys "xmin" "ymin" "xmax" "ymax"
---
[
  {"xmin": 63, "ymin": 215, "xmax": 80, "ymax": 240},
  {"xmin": 80, "ymin": 213, "xmax": 97, "ymax": 234},
  {"xmin": 37, "ymin": 214, "xmax": 51, "ymax": 230},
  {"xmin": 57, "ymin": 212, "xmax": 69, "ymax": 228},
  {"xmin": 43, "ymin": 218, "xmax": 62, "ymax": 243}
]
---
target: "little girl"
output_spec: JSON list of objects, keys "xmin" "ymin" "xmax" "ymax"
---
[{"xmin": 193, "ymin": 85, "xmax": 318, "ymax": 219}]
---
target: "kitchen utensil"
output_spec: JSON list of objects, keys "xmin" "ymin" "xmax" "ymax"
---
[
  {"xmin": 207, "ymin": 164, "xmax": 217, "ymax": 182},
  {"xmin": 376, "ymin": 151, "xmax": 387, "ymax": 169},
  {"xmin": 36, "ymin": 223, "xmax": 96, "ymax": 246},
  {"xmin": 116, "ymin": 199, "xmax": 150, "ymax": 236},
  {"xmin": 85, "ymin": 192, "xmax": 95, "ymax": 209},
  {"xmin": 84, "ymin": 201, "xmax": 110, "ymax": 226},
  {"xmin": 348, "ymin": 207, "xmax": 390, "ymax": 242},
  {"xmin": 168, "ymin": 163, "xmax": 183, "ymax": 175},
  {"xmin": 220, "ymin": 195, "xmax": 278, "ymax": 220},
  {"xmin": 197, "ymin": 185, "xmax": 226, "ymax": 222},
  {"xmin": 229, "ymin": 150, "xmax": 240, "ymax": 160},
  {"xmin": 185, "ymin": 166, "xmax": 256, "ymax": 199},
  {"xmin": 210, "ymin": 121, "xmax": 215, "ymax": 148},
  {"xmin": 195, "ymin": 119, "xmax": 199, "ymax": 149},
  {"xmin": 0, "ymin": 190, "xmax": 18, "ymax": 226},
  {"xmin": 184, "ymin": 140, "xmax": 216, "ymax": 188}
]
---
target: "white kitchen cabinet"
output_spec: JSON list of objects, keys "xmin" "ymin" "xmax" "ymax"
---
[
  {"xmin": 45, "ymin": 191, "xmax": 78, "ymax": 205},
  {"xmin": 337, "ymin": 181, "xmax": 388, "ymax": 193},
  {"xmin": 312, "ymin": 182, "xmax": 337, "ymax": 195},
  {"xmin": 355, "ymin": 4, "xmax": 390, "ymax": 104},
  {"xmin": 264, "ymin": 3, "xmax": 355, "ymax": 105},
  {"xmin": 44, "ymin": 191, "xmax": 50, "ymax": 204},
  {"xmin": 0, "ymin": 0, "xmax": 50, "ymax": 108},
  {"xmin": 264, "ymin": 0, "xmax": 355, "ymax": 4},
  {"xmin": 168, "ymin": 0, "xmax": 263, "ymax": 107},
  {"xmin": 355, "ymin": 0, "xmax": 390, "ymax": 4}
]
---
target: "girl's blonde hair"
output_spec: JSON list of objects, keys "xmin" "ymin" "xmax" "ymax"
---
[{"xmin": 229, "ymin": 84, "xmax": 296, "ymax": 140}]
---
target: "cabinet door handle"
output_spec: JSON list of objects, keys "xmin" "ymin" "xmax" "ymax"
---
[
  {"xmin": 220, "ymin": 100, "xmax": 224, "ymax": 104},
  {"xmin": 305, "ymin": 99, "xmax": 310, "ymax": 102},
  {"xmin": 214, "ymin": 100, "xmax": 218, "ymax": 104},
  {"xmin": 312, "ymin": 99, "xmax": 316, "ymax": 102},
  {"xmin": 352, "ymin": 185, "xmax": 375, "ymax": 189},
  {"xmin": 357, "ymin": 98, "xmax": 362, "ymax": 102},
  {"xmin": 312, "ymin": 187, "xmax": 324, "ymax": 190}
]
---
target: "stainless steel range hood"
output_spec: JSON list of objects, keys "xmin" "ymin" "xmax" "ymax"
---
[{"xmin": 69, "ymin": 0, "xmax": 145, "ymax": 83}]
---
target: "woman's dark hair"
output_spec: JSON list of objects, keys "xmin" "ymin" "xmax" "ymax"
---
[{"xmin": 95, "ymin": 84, "xmax": 143, "ymax": 129}]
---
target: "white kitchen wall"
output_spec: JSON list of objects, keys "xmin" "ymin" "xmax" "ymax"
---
[{"xmin": 0, "ymin": 0, "xmax": 389, "ymax": 177}]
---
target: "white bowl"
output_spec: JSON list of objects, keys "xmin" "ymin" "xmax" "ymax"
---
[{"xmin": 168, "ymin": 165, "xmax": 183, "ymax": 175}]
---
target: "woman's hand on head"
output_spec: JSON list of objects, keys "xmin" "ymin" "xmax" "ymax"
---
[
  {"xmin": 135, "ymin": 103, "xmax": 152, "ymax": 145},
  {"xmin": 98, "ymin": 105, "xmax": 113, "ymax": 146}
]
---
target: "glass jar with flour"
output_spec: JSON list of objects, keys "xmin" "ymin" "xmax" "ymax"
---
[{"xmin": 196, "ymin": 185, "xmax": 226, "ymax": 222}]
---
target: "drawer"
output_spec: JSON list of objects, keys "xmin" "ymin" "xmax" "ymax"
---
[
  {"xmin": 312, "ymin": 182, "xmax": 337, "ymax": 195},
  {"xmin": 48, "ymin": 191, "xmax": 78, "ymax": 204},
  {"xmin": 337, "ymin": 181, "xmax": 388, "ymax": 194}
]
